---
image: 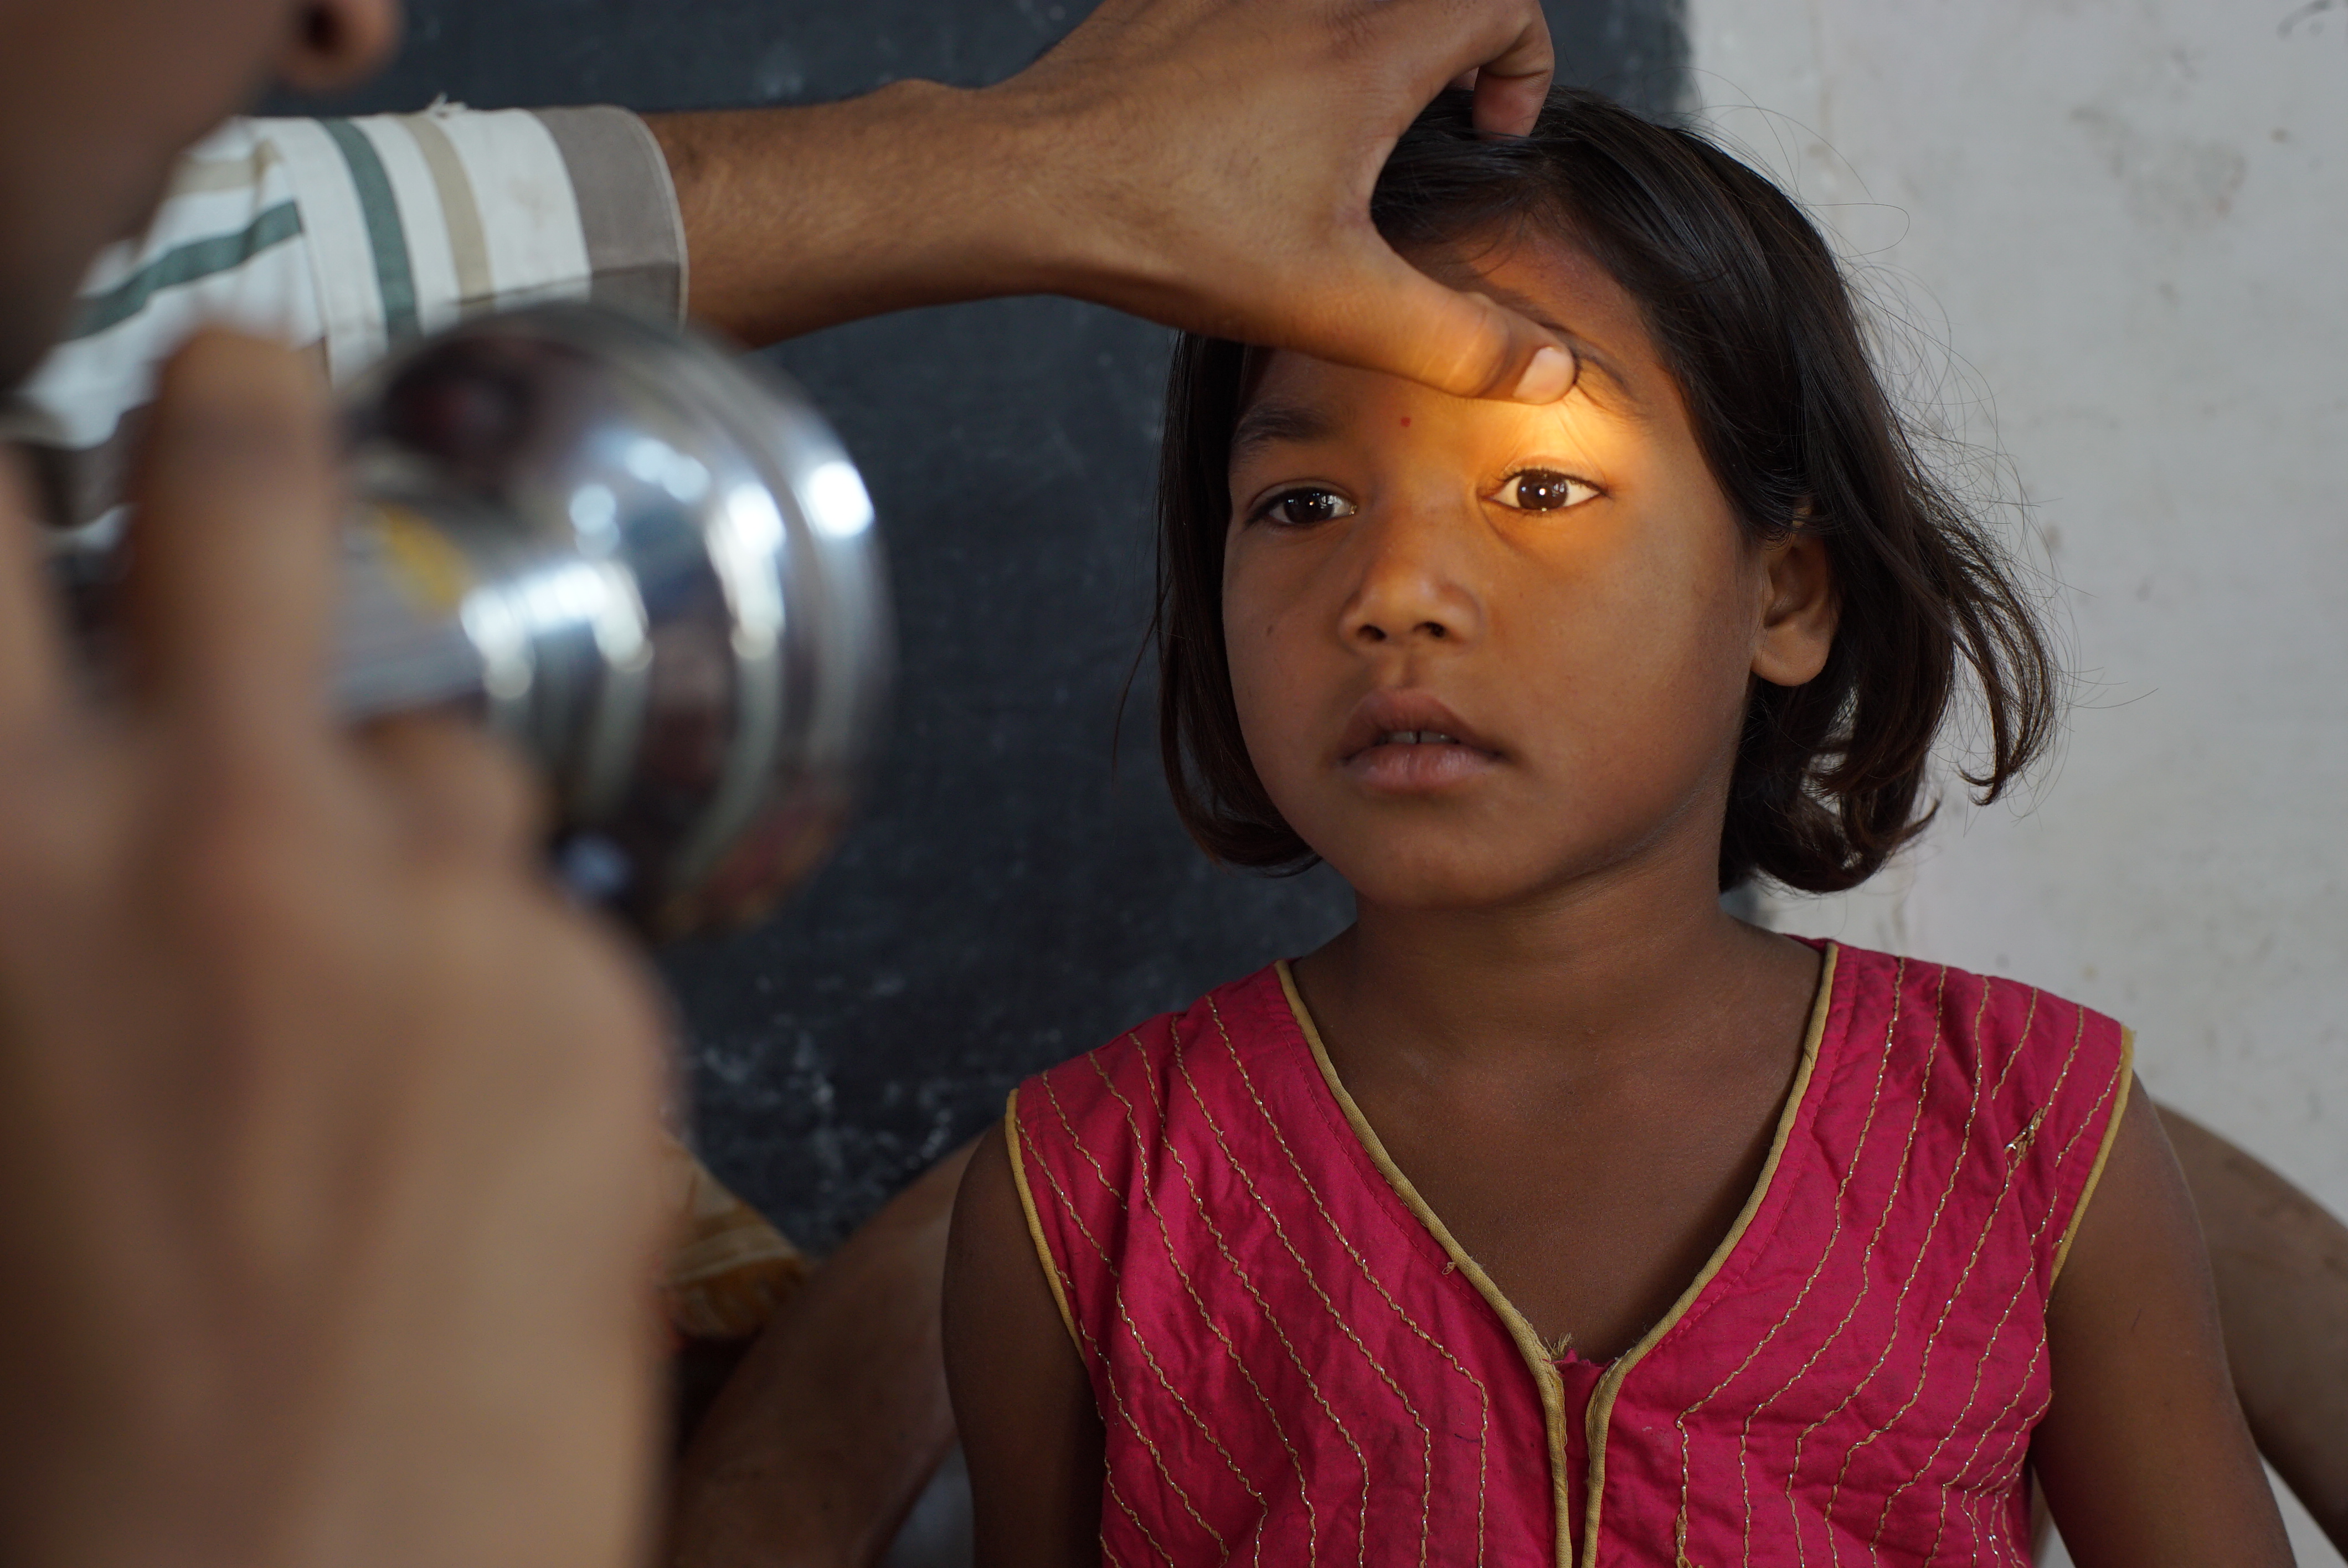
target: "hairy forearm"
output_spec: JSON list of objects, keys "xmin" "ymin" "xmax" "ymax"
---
[{"xmin": 647, "ymin": 84, "xmax": 1068, "ymax": 347}]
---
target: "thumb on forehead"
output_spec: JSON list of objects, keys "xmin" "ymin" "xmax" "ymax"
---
[{"xmin": 1283, "ymin": 237, "xmax": 1578, "ymax": 406}]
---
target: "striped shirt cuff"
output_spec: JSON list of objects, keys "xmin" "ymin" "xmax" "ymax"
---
[
  {"xmin": 2, "ymin": 104, "xmax": 686, "ymax": 533},
  {"xmin": 259, "ymin": 104, "xmax": 686, "ymax": 383}
]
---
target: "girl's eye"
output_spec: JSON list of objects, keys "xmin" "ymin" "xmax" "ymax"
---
[
  {"xmin": 1254, "ymin": 487, "xmax": 1358, "ymax": 528},
  {"xmin": 1495, "ymin": 469, "xmax": 1599, "ymax": 512}
]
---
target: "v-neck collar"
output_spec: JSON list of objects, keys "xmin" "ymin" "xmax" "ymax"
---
[{"xmin": 1273, "ymin": 944, "xmax": 1846, "ymax": 1568}]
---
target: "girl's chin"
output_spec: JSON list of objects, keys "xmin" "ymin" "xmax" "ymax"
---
[{"xmin": 1315, "ymin": 847, "xmax": 1575, "ymax": 915}]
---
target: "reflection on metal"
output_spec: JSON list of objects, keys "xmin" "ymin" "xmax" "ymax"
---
[{"xmin": 325, "ymin": 304, "xmax": 893, "ymax": 936}]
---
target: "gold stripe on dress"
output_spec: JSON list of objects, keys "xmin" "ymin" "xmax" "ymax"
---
[
  {"xmin": 1178, "ymin": 998, "xmax": 1384, "ymax": 1568},
  {"xmin": 1002, "ymin": 1090, "xmax": 1080, "ymax": 1352},
  {"xmin": 1908, "ymin": 1002, "xmax": 2126, "ymax": 1561},
  {"xmin": 1782, "ymin": 965, "xmax": 1973, "ymax": 1568},
  {"xmin": 1922, "ymin": 1007, "xmax": 2127, "ymax": 1561},
  {"xmin": 1206, "ymin": 999, "xmax": 1499, "ymax": 1566},
  {"xmin": 1097, "ymin": 1035, "xmax": 1347, "ymax": 1562},
  {"xmin": 1732, "ymin": 959, "xmax": 1932, "ymax": 1568},
  {"xmin": 1817, "ymin": 983, "xmax": 2060, "ymax": 1535},
  {"xmin": 1212, "ymin": 995, "xmax": 1455, "ymax": 1568},
  {"xmin": 1582, "ymin": 942, "xmax": 1840, "ymax": 1568},
  {"xmin": 1671, "ymin": 946, "xmax": 1896, "ymax": 1563},
  {"xmin": 1136, "ymin": 1030, "xmax": 1328, "ymax": 1560},
  {"xmin": 1279, "ymin": 958, "xmax": 1583, "ymax": 1568},
  {"xmin": 1069, "ymin": 1056, "xmax": 1276, "ymax": 1554},
  {"xmin": 2050, "ymin": 1028, "xmax": 2135, "ymax": 1284},
  {"xmin": 1028, "ymin": 1082, "xmax": 1227, "ymax": 1558}
]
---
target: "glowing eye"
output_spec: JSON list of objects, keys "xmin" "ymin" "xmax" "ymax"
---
[
  {"xmin": 1496, "ymin": 469, "xmax": 1598, "ymax": 512},
  {"xmin": 1258, "ymin": 487, "xmax": 1358, "ymax": 528}
]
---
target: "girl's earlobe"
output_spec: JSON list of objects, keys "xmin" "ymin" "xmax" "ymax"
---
[{"xmin": 1751, "ymin": 525, "xmax": 1837, "ymax": 688}]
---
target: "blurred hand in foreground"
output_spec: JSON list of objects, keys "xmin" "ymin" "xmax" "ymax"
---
[
  {"xmin": 0, "ymin": 332, "xmax": 670, "ymax": 1568},
  {"xmin": 658, "ymin": 0, "xmax": 1576, "ymax": 403}
]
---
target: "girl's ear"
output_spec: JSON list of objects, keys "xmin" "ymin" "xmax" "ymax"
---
[{"xmin": 1751, "ymin": 520, "xmax": 1837, "ymax": 688}]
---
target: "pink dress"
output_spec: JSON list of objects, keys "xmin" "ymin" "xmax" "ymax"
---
[{"xmin": 1008, "ymin": 942, "xmax": 2132, "ymax": 1567}]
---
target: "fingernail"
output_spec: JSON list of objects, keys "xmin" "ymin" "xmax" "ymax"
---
[{"xmin": 1511, "ymin": 345, "xmax": 1576, "ymax": 404}]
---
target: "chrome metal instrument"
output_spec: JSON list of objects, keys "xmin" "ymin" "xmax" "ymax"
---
[{"xmin": 327, "ymin": 304, "xmax": 890, "ymax": 936}]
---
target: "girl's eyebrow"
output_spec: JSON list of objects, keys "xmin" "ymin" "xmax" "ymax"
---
[
  {"xmin": 1229, "ymin": 398, "xmax": 1338, "ymax": 465},
  {"xmin": 1472, "ymin": 288, "xmax": 1640, "ymax": 409}
]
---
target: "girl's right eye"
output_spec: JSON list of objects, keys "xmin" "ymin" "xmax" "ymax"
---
[{"xmin": 1252, "ymin": 487, "xmax": 1358, "ymax": 528}]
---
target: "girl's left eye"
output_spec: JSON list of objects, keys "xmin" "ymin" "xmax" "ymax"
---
[{"xmin": 1494, "ymin": 469, "xmax": 1599, "ymax": 512}]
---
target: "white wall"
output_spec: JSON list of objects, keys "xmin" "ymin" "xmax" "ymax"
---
[{"xmin": 1686, "ymin": 4, "xmax": 2347, "ymax": 1559}]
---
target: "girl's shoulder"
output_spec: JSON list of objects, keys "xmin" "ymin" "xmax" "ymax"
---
[
  {"xmin": 1815, "ymin": 938, "xmax": 2133, "ymax": 1085},
  {"xmin": 1806, "ymin": 941, "xmax": 2135, "ymax": 1240},
  {"xmin": 1008, "ymin": 960, "xmax": 1300, "ymax": 1157}
]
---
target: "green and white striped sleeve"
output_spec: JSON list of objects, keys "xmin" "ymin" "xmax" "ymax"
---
[{"xmin": 3, "ymin": 103, "xmax": 685, "ymax": 537}]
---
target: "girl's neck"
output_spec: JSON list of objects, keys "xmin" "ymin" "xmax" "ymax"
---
[{"xmin": 1300, "ymin": 843, "xmax": 1789, "ymax": 1081}]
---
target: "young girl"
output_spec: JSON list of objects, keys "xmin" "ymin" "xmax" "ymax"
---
[{"xmin": 942, "ymin": 89, "xmax": 2291, "ymax": 1567}]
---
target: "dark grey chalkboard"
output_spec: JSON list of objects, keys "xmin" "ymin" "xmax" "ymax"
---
[{"xmin": 274, "ymin": 0, "xmax": 1687, "ymax": 1250}]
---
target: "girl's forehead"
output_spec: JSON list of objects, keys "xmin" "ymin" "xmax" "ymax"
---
[{"xmin": 1246, "ymin": 235, "xmax": 1666, "ymax": 422}]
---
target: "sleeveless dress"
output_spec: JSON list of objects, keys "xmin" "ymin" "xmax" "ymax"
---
[{"xmin": 1007, "ymin": 943, "xmax": 2133, "ymax": 1568}]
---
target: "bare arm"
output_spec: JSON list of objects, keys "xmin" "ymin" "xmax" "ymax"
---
[
  {"xmin": 943, "ymin": 1122, "xmax": 1104, "ymax": 1568},
  {"xmin": 2160, "ymin": 1105, "xmax": 2348, "ymax": 1556},
  {"xmin": 669, "ymin": 1142, "xmax": 974, "ymax": 1568},
  {"xmin": 646, "ymin": 0, "xmax": 1577, "ymax": 404},
  {"xmin": 2033, "ymin": 1080, "xmax": 2295, "ymax": 1566}
]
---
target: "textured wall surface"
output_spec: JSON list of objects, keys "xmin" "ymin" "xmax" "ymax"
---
[
  {"xmin": 278, "ymin": 0, "xmax": 1687, "ymax": 1250},
  {"xmin": 1689, "ymin": 3, "xmax": 2346, "ymax": 1559}
]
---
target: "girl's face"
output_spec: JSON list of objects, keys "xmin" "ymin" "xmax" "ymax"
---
[{"xmin": 1221, "ymin": 235, "xmax": 1837, "ymax": 911}]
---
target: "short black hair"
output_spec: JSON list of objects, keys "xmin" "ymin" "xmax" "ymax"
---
[{"xmin": 1150, "ymin": 86, "xmax": 2057, "ymax": 895}]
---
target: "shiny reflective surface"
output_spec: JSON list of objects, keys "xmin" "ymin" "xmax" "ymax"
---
[{"xmin": 337, "ymin": 305, "xmax": 892, "ymax": 936}]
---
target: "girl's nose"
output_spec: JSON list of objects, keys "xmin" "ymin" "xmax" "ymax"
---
[{"xmin": 1336, "ymin": 501, "xmax": 1485, "ymax": 649}]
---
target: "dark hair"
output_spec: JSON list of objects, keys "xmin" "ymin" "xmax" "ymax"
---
[{"xmin": 1151, "ymin": 87, "xmax": 2057, "ymax": 894}]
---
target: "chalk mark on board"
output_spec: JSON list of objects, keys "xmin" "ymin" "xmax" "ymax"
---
[{"xmin": 2280, "ymin": 0, "xmax": 2344, "ymax": 38}]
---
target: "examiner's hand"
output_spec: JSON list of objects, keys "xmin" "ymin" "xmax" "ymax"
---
[
  {"xmin": 0, "ymin": 334, "xmax": 669, "ymax": 1568},
  {"xmin": 996, "ymin": 0, "xmax": 1571, "ymax": 401},
  {"xmin": 657, "ymin": 0, "xmax": 1575, "ymax": 402}
]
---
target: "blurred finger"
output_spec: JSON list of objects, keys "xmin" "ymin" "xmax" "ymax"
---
[
  {"xmin": 1300, "ymin": 239, "xmax": 1578, "ymax": 404},
  {"xmin": 360, "ymin": 713, "xmax": 545, "ymax": 865},
  {"xmin": 0, "ymin": 452, "xmax": 66, "ymax": 730},
  {"xmin": 124, "ymin": 332, "xmax": 339, "ymax": 745}
]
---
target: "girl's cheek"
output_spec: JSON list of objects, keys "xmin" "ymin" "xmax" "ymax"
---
[
  {"xmin": 1225, "ymin": 592, "xmax": 1318, "ymax": 770},
  {"xmin": 1224, "ymin": 608, "xmax": 1287, "ymax": 722},
  {"xmin": 1223, "ymin": 550, "xmax": 1288, "ymax": 664}
]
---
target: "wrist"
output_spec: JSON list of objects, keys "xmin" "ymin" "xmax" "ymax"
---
[
  {"xmin": 957, "ymin": 71, "xmax": 1166, "ymax": 312},
  {"xmin": 870, "ymin": 77, "xmax": 1089, "ymax": 303}
]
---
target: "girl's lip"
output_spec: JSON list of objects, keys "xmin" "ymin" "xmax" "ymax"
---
[
  {"xmin": 1342, "ymin": 736, "xmax": 1502, "ymax": 793},
  {"xmin": 1335, "ymin": 690, "xmax": 1503, "ymax": 792},
  {"xmin": 1336, "ymin": 690, "xmax": 1500, "ymax": 762}
]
